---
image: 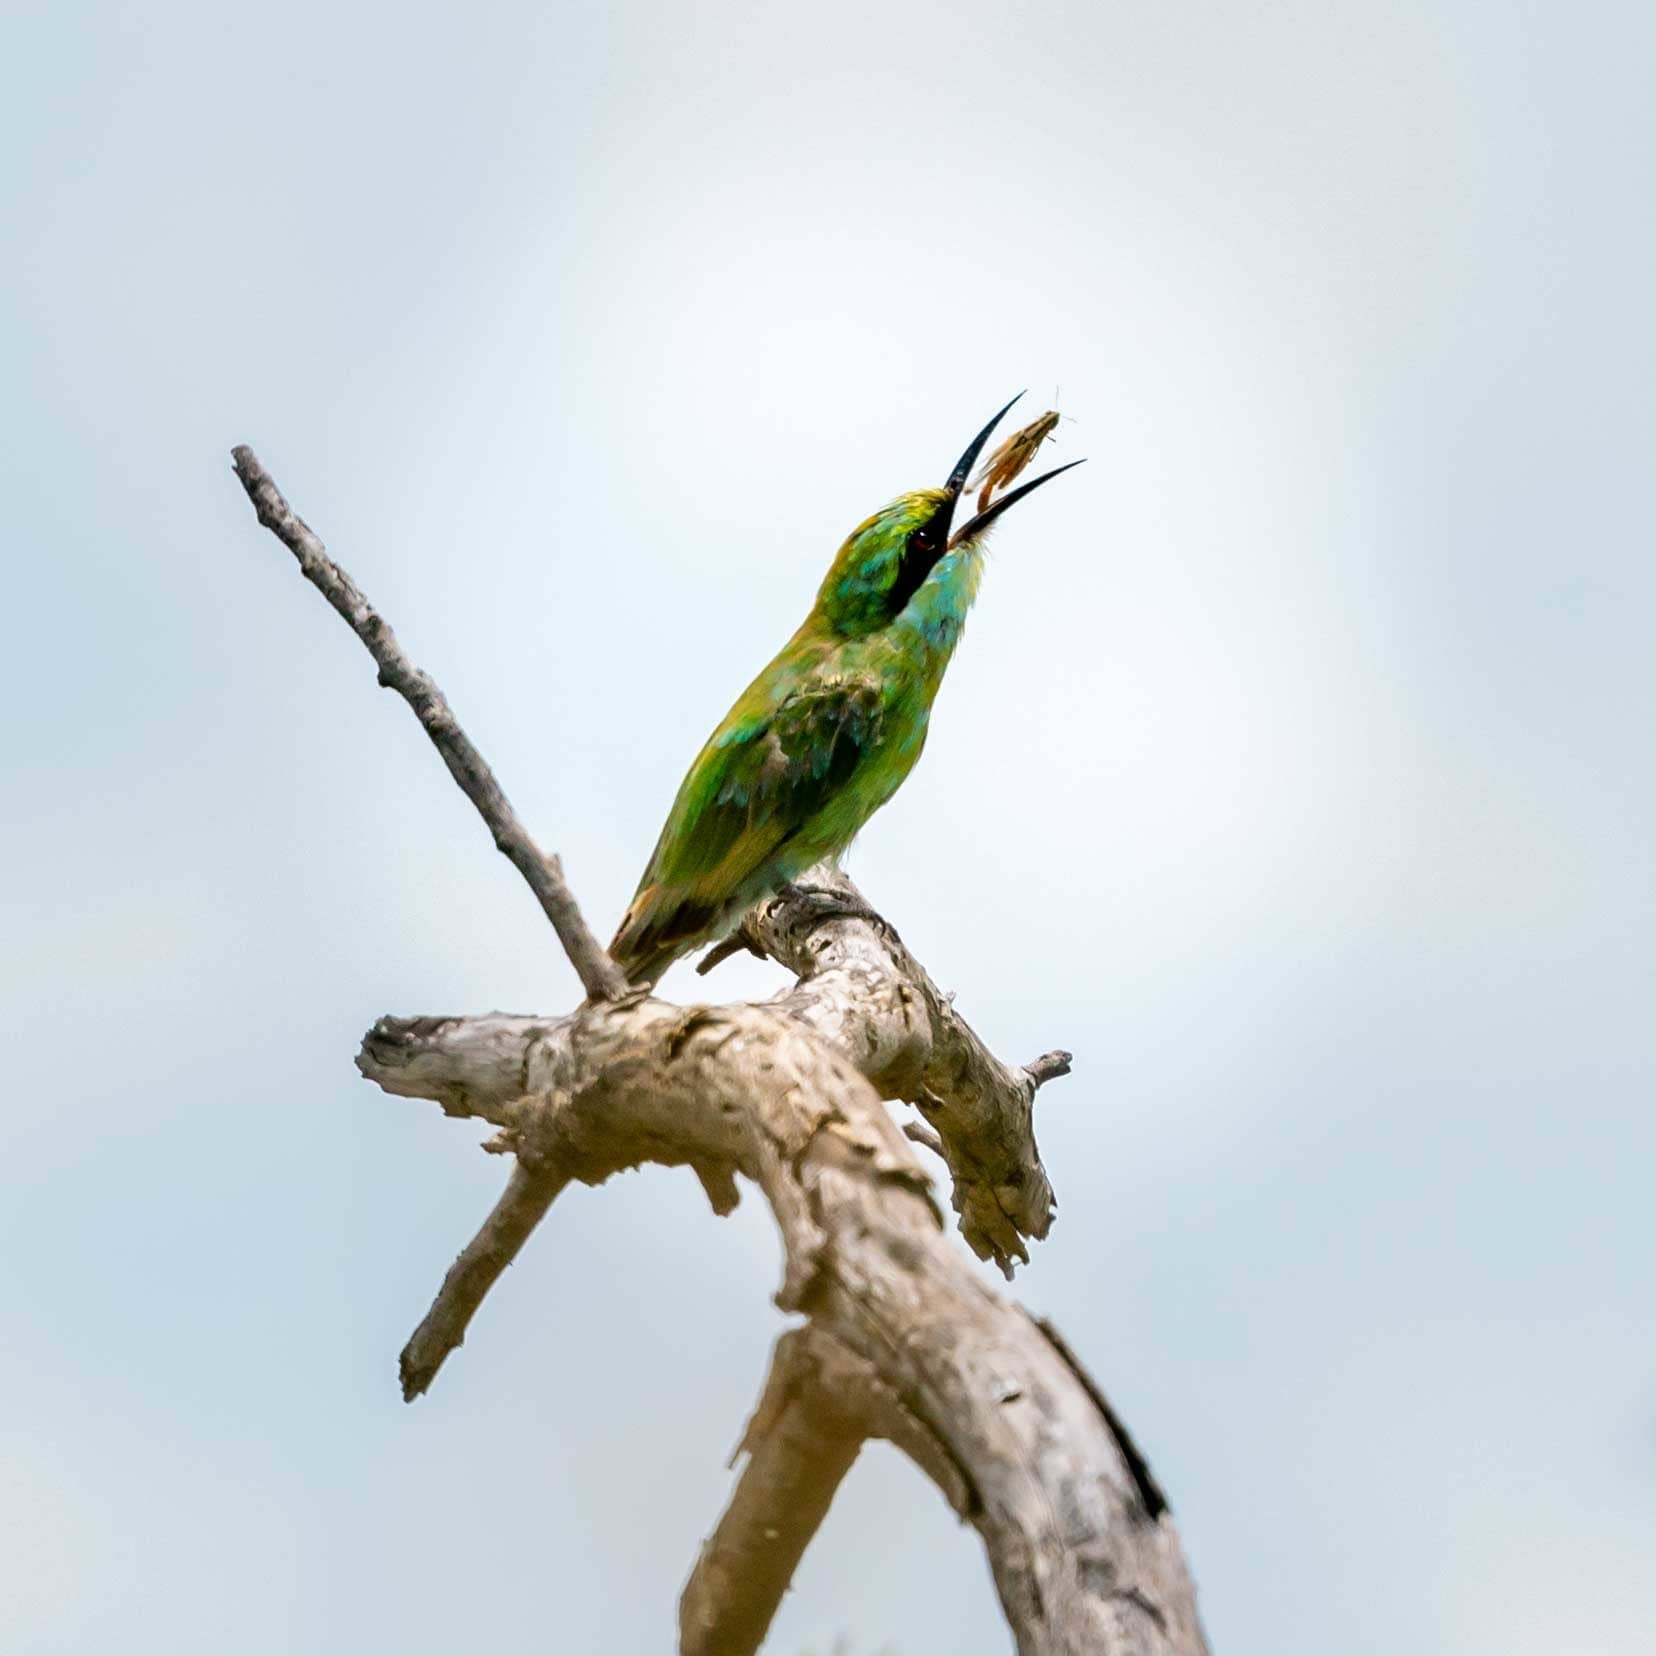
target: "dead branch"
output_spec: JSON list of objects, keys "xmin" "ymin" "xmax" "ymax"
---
[
  {"xmin": 397, "ymin": 1164, "xmax": 567, "ymax": 1401},
  {"xmin": 680, "ymin": 1329, "xmax": 870, "ymax": 1656},
  {"xmin": 361, "ymin": 856, "xmax": 1069, "ymax": 1297},
  {"xmin": 753, "ymin": 869, "xmax": 1070, "ymax": 1272},
  {"xmin": 233, "ymin": 447, "xmax": 1208, "ymax": 1656},
  {"xmin": 361, "ymin": 992, "xmax": 1206, "ymax": 1655},
  {"xmin": 680, "ymin": 1325, "xmax": 972, "ymax": 1656},
  {"xmin": 230, "ymin": 446, "xmax": 628, "ymax": 1003}
]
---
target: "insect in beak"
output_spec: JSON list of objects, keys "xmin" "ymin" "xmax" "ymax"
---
[{"xmin": 947, "ymin": 458, "xmax": 1086, "ymax": 549}]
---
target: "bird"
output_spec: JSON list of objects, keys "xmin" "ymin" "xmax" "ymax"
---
[{"xmin": 609, "ymin": 396, "xmax": 1082, "ymax": 986}]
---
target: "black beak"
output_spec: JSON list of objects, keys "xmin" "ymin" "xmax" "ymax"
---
[
  {"xmin": 948, "ymin": 459, "xmax": 1085, "ymax": 549},
  {"xmin": 945, "ymin": 392, "xmax": 1025, "ymax": 497},
  {"xmin": 926, "ymin": 392, "xmax": 1026, "ymax": 546}
]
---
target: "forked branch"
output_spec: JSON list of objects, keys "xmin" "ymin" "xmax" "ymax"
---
[
  {"xmin": 680, "ymin": 1325, "xmax": 970, "ymax": 1656},
  {"xmin": 360, "ymin": 990, "xmax": 1205, "ymax": 1656}
]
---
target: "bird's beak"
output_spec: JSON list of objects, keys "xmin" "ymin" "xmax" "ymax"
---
[
  {"xmin": 947, "ymin": 458, "xmax": 1086, "ymax": 549},
  {"xmin": 925, "ymin": 392, "xmax": 1024, "ymax": 546},
  {"xmin": 945, "ymin": 392, "xmax": 1025, "ymax": 499}
]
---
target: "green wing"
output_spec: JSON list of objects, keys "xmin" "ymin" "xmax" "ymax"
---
[
  {"xmin": 612, "ymin": 671, "xmax": 886, "ymax": 975},
  {"xmin": 658, "ymin": 671, "xmax": 885, "ymax": 889}
]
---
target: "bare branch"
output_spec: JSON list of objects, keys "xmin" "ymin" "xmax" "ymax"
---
[
  {"xmin": 399, "ymin": 1164, "xmax": 567, "ymax": 1401},
  {"xmin": 358, "ymin": 861, "xmax": 1069, "ymax": 1279},
  {"xmin": 681, "ymin": 1324, "xmax": 977, "ymax": 1656},
  {"xmin": 754, "ymin": 867, "xmax": 1067, "ymax": 1274},
  {"xmin": 680, "ymin": 1330, "xmax": 867, "ymax": 1656},
  {"xmin": 359, "ymin": 1012, "xmax": 556, "ymax": 1126},
  {"xmin": 1027, "ymin": 1048, "xmax": 1076, "ymax": 1088},
  {"xmin": 229, "ymin": 446, "xmax": 629, "ymax": 1003},
  {"xmin": 903, "ymin": 1116, "xmax": 947, "ymax": 1157},
  {"xmin": 360, "ymin": 989, "xmax": 1206, "ymax": 1653}
]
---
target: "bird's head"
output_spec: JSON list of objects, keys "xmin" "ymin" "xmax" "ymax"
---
[{"xmin": 814, "ymin": 395, "xmax": 1081, "ymax": 637}]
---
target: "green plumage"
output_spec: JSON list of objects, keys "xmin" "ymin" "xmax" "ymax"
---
[{"xmin": 610, "ymin": 406, "xmax": 1076, "ymax": 985}]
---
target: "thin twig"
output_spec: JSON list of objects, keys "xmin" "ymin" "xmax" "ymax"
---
[
  {"xmin": 904, "ymin": 1118, "xmax": 947, "ymax": 1157},
  {"xmin": 400, "ymin": 1164, "xmax": 568, "ymax": 1400},
  {"xmin": 229, "ymin": 446, "xmax": 629, "ymax": 1003}
]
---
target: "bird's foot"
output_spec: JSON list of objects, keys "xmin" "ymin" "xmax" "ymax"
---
[{"xmin": 779, "ymin": 882, "xmax": 900, "ymax": 946}]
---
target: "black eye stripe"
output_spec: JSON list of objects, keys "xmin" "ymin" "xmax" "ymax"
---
[{"xmin": 887, "ymin": 521, "xmax": 946, "ymax": 614}]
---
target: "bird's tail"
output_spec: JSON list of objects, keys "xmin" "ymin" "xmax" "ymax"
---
[{"xmin": 609, "ymin": 884, "xmax": 718, "ymax": 989}]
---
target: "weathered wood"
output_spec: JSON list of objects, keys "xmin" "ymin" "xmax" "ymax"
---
[
  {"xmin": 755, "ymin": 869, "xmax": 1071, "ymax": 1271},
  {"xmin": 361, "ymin": 861, "xmax": 1069, "ymax": 1279},
  {"xmin": 362, "ymin": 993, "xmax": 1207, "ymax": 1654},
  {"xmin": 680, "ymin": 1330, "xmax": 871, "ymax": 1656},
  {"xmin": 681, "ymin": 1324, "xmax": 975, "ymax": 1655}
]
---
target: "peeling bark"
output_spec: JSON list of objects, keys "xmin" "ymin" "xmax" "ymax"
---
[{"xmin": 362, "ymin": 995, "xmax": 1206, "ymax": 1656}]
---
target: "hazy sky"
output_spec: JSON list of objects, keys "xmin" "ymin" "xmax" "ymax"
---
[{"xmin": 3, "ymin": 2, "xmax": 1652, "ymax": 1652}]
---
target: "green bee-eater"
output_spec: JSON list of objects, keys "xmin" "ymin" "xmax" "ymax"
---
[{"xmin": 611, "ymin": 397, "xmax": 1081, "ymax": 986}]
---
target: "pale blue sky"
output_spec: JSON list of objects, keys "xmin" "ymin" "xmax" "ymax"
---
[{"xmin": 3, "ymin": 2, "xmax": 1653, "ymax": 1652}]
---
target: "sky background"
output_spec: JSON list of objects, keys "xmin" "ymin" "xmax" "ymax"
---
[{"xmin": 3, "ymin": 1, "xmax": 1653, "ymax": 1651}]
